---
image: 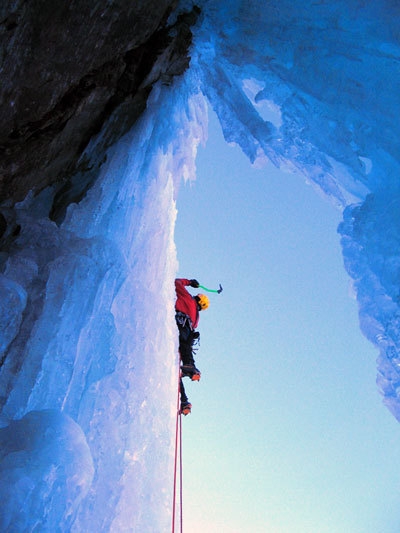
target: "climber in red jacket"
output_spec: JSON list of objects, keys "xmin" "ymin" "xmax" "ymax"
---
[
  {"xmin": 175, "ymin": 278, "xmax": 209, "ymax": 330},
  {"xmin": 175, "ymin": 278, "xmax": 209, "ymax": 415}
]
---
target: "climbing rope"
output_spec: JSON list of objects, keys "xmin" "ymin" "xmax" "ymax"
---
[
  {"xmin": 179, "ymin": 408, "xmax": 183, "ymax": 533},
  {"xmin": 172, "ymin": 364, "xmax": 183, "ymax": 533}
]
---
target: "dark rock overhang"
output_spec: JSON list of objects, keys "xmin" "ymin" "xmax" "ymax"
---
[{"xmin": 0, "ymin": 1, "xmax": 200, "ymax": 223}]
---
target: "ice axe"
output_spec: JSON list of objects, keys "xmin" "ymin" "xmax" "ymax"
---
[{"xmin": 198, "ymin": 283, "xmax": 223, "ymax": 294}]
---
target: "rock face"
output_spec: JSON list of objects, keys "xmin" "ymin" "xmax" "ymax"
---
[{"xmin": 0, "ymin": 1, "xmax": 199, "ymax": 220}]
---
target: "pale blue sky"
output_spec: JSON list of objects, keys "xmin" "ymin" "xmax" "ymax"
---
[{"xmin": 175, "ymin": 109, "xmax": 400, "ymax": 533}]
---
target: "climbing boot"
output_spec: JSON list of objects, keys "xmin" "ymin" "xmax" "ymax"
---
[
  {"xmin": 181, "ymin": 364, "xmax": 201, "ymax": 381},
  {"xmin": 180, "ymin": 401, "xmax": 192, "ymax": 416}
]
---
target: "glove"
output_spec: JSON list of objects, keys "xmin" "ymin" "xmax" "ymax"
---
[{"xmin": 189, "ymin": 279, "xmax": 200, "ymax": 288}]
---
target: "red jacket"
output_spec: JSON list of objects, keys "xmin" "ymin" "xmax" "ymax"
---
[{"xmin": 175, "ymin": 278, "xmax": 199, "ymax": 329}]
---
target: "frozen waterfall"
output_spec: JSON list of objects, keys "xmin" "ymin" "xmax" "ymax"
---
[{"xmin": 1, "ymin": 0, "xmax": 400, "ymax": 530}]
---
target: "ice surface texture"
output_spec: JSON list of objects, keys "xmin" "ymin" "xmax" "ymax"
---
[{"xmin": 0, "ymin": 410, "xmax": 93, "ymax": 532}]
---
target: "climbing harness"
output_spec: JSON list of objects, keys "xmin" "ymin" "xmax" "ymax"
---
[{"xmin": 175, "ymin": 311, "xmax": 192, "ymax": 330}]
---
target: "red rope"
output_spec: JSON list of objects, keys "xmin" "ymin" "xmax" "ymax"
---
[
  {"xmin": 179, "ymin": 411, "xmax": 183, "ymax": 533},
  {"xmin": 172, "ymin": 363, "xmax": 182, "ymax": 533}
]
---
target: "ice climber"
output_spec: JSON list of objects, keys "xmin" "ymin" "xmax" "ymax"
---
[{"xmin": 175, "ymin": 278, "xmax": 209, "ymax": 415}]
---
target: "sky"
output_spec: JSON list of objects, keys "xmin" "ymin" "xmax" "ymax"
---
[{"xmin": 174, "ymin": 108, "xmax": 400, "ymax": 533}]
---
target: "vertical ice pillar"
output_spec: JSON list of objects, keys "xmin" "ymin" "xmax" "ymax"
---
[{"xmin": 0, "ymin": 78, "xmax": 207, "ymax": 531}]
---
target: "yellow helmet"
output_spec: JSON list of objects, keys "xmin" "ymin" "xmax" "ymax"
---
[{"xmin": 197, "ymin": 293, "xmax": 209, "ymax": 310}]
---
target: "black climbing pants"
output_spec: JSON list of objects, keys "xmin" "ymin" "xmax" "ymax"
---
[{"xmin": 175, "ymin": 314, "xmax": 196, "ymax": 366}]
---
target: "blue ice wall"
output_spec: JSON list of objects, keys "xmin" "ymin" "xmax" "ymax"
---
[{"xmin": 0, "ymin": 81, "xmax": 207, "ymax": 531}]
